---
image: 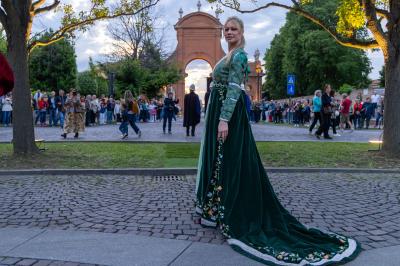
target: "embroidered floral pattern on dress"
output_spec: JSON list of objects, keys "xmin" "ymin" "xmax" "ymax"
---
[
  {"xmin": 200, "ymin": 138, "xmax": 224, "ymax": 225},
  {"xmin": 244, "ymin": 233, "xmax": 350, "ymax": 264}
]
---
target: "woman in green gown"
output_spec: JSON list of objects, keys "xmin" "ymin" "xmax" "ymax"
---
[{"xmin": 196, "ymin": 16, "xmax": 361, "ymax": 265}]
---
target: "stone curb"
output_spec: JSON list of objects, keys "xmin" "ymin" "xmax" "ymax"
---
[
  {"xmin": 0, "ymin": 140, "xmax": 381, "ymax": 143},
  {"xmin": 0, "ymin": 167, "xmax": 398, "ymax": 176}
]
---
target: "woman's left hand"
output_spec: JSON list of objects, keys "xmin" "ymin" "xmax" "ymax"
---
[{"xmin": 218, "ymin": 120, "xmax": 228, "ymax": 142}]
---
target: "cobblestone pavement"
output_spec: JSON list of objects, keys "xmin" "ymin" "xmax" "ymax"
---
[
  {"xmin": 0, "ymin": 118, "xmax": 382, "ymax": 143},
  {"xmin": 0, "ymin": 256, "xmax": 101, "ymax": 266},
  {"xmin": 0, "ymin": 173, "xmax": 399, "ymax": 251}
]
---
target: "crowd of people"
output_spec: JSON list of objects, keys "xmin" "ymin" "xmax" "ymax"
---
[
  {"xmin": 1, "ymin": 84, "xmax": 384, "ymax": 141},
  {"xmin": 7, "ymin": 85, "xmax": 200, "ymax": 139},
  {"xmin": 29, "ymin": 89, "xmax": 172, "ymax": 129},
  {"xmin": 245, "ymin": 88, "xmax": 384, "ymax": 137}
]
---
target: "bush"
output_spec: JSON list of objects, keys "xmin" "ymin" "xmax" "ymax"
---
[{"xmin": 338, "ymin": 84, "xmax": 353, "ymax": 95}]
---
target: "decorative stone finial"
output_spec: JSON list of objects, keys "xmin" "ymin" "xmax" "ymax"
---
[
  {"xmin": 179, "ymin": 8, "xmax": 183, "ymax": 19},
  {"xmin": 254, "ymin": 48, "xmax": 260, "ymax": 61},
  {"xmin": 197, "ymin": 1, "xmax": 201, "ymax": 12}
]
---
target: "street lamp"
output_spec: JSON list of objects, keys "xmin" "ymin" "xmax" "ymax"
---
[
  {"xmin": 108, "ymin": 72, "xmax": 115, "ymax": 97},
  {"xmin": 254, "ymin": 49, "xmax": 262, "ymax": 101}
]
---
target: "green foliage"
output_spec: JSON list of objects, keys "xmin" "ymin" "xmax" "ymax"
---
[
  {"xmin": 77, "ymin": 57, "xmax": 108, "ymax": 96},
  {"xmin": 338, "ymin": 83, "xmax": 353, "ymax": 95},
  {"xmin": 77, "ymin": 71, "xmax": 96, "ymax": 95},
  {"xmin": 264, "ymin": 0, "xmax": 371, "ymax": 99},
  {"xmin": 143, "ymin": 63, "xmax": 181, "ymax": 98},
  {"xmin": 101, "ymin": 39, "xmax": 181, "ymax": 99},
  {"xmin": 0, "ymin": 26, "xmax": 6, "ymax": 54},
  {"xmin": 208, "ymin": 0, "xmax": 387, "ymax": 39},
  {"xmin": 112, "ymin": 57, "xmax": 181, "ymax": 99},
  {"xmin": 29, "ymin": 32, "xmax": 77, "ymax": 92},
  {"xmin": 335, "ymin": 0, "xmax": 365, "ymax": 36},
  {"xmin": 114, "ymin": 59, "xmax": 146, "ymax": 97}
]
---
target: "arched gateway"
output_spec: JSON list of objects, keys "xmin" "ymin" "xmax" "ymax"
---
[{"xmin": 169, "ymin": 9, "xmax": 263, "ymax": 107}]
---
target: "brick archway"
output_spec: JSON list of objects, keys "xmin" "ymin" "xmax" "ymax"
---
[
  {"xmin": 169, "ymin": 12, "xmax": 225, "ymax": 104},
  {"xmin": 169, "ymin": 11, "xmax": 262, "ymax": 107}
]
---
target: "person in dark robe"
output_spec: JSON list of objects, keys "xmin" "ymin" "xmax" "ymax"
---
[
  {"xmin": 183, "ymin": 84, "xmax": 201, "ymax": 137},
  {"xmin": 204, "ymin": 77, "xmax": 212, "ymax": 113},
  {"xmin": 0, "ymin": 53, "xmax": 14, "ymax": 97}
]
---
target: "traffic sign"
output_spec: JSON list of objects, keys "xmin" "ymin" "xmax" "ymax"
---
[
  {"xmin": 287, "ymin": 74, "xmax": 295, "ymax": 95},
  {"xmin": 287, "ymin": 74, "xmax": 295, "ymax": 85},
  {"xmin": 287, "ymin": 84, "xmax": 295, "ymax": 95}
]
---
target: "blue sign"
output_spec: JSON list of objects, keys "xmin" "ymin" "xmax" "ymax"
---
[
  {"xmin": 287, "ymin": 84, "xmax": 295, "ymax": 96},
  {"xmin": 287, "ymin": 74, "xmax": 295, "ymax": 95}
]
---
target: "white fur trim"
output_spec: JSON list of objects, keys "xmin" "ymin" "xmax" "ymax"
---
[
  {"xmin": 229, "ymin": 82, "xmax": 242, "ymax": 90},
  {"xmin": 227, "ymin": 237, "xmax": 358, "ymax": 266},
  {"xmin": 201, "ymin": 218, "xmax": 217, "ymax": 227},
  {"xmin": 195, "ymin": 206, "xmax": 202, "ymax": 215}
]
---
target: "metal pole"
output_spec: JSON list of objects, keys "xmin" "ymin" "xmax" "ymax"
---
[{"xmin": 257, "ymin": 73, "xmax": 260, "ymax": 101}]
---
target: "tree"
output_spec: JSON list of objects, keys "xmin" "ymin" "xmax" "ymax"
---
[
  {"xmin": 209, "ymin": 0, "xmax": 400, "ymax": 156},
  {"xmin": 264, "ymin": 0, "xmax": 371, "ymax": 99},
  {"xmin": 107, "ymin": 0, "xmax": 164, "ymax": 61},
  {"xmin": 29, "ymin": 32, "xmax": 77, "ymax": 92},
  {"xmin": 0, "ymin": 0, "xmax": 160, "ymax": 155},
  {"xmin": 110, "ymin": 55, "xmax": 180, "ymax": 99},
  {"xmin": 114, "ymin": 59, "xmax": 147, "ymax": 97},
  {"xmin": 338, "ymin": 83, "xmax": 354, "ymax": 95},
  {"xmin": 77, "ymin": 71, "xmax": 100, "ymax": 96}
]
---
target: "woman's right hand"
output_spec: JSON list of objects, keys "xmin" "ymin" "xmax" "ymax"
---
[{"xmin": 218, "ymin": 120, "xmax": 228, "ymax": 142}]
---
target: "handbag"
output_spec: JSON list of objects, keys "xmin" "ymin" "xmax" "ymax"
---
[{"xmin": 323, "ymin": 106, "xmax": 332, "ymax": 115}]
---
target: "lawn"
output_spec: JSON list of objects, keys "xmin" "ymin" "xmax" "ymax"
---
[{"xmin": 0, "ymin": 142, "xmax": 398, "ymax": 169}]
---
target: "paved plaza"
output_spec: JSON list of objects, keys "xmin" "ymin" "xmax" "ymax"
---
[
  {"xmin": 0, "ymin": 172, "xmax": 399, "ymax": 265},
  {"xmin": 0, "ymin": 119, "xmax": 383, "ymax": 143}
]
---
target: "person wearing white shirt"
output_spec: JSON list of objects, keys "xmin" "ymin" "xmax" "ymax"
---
[
  {"xmin": 2, "ymin": 93, "xmax": 12, "ymax": 126},
  {"xmin": 371, "ymin": 92, "xmax": 381, "ymax": 118},
  {"xmin": 33, "ymin": 89, "xmax": 43, "ymax": 124},
  {"xmin": 114, "ymin": 100, "xmax": 121, "ymax": 123}
]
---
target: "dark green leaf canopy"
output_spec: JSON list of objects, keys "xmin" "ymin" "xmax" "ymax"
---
[{"xmin": 264, "ymin": 0, "xmax": 371, "ymax": 99}]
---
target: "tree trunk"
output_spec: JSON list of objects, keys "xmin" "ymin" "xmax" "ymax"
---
[
  {"xmin": 382, "ymin": 4, "xmax": 400, "ymax": 157},
  {"xmin": 7, "ymin": 22, "xmax": 38, "ymax": 155}
]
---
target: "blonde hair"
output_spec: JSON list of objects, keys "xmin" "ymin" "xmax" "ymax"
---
[
  {"xmin": 224, "ymin": 16, "xmax": 246, "ymax": 63},
  {"xmin": 124, "ymin": 90, "xmax": 134, "ymax": 102},
  {"xmin": 314, "ymin": 90, "xmax": 321, "ymax": 96}
]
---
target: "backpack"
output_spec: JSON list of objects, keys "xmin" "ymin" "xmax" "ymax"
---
[{"xmin": 131, "ymin": 100, "xmax": 139, "ymax": 114}]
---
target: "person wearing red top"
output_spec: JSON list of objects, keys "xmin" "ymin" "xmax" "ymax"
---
[
  {"xmin": 38, "ymin": 96, "xmax": 49, "ymax": 126},
  {"xmin": 0, "ymin": 53, "xmax": 14, "ymax": 97},
  {"xmin": 353, "ymin": 99, "xmax": 363, "ymax": 129},
  {"xmin": 339, "ymin": 93, "xmax": 353, "ymax": 132}
]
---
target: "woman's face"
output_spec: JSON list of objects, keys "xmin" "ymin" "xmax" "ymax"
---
[
  {"xmin": 325, "ymin": 85, "xmax": 331, "ymax": 94},
  {"xmin": 224, "ymin": 20, "xmax": 242, "ymax": 47}
]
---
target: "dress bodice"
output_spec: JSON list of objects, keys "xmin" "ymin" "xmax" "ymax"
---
[
  {"xmin": 210, "ymin": 48, "xmax": 250, "ymax": 122},
  {"xmin": 212, "ymin": 48, "xmax": 249, "ymax": 87}
]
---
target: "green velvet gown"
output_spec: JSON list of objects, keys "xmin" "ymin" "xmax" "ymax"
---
[{"xmin": 196, "ymin": 48, "xmax": 361, "ymax": 266}]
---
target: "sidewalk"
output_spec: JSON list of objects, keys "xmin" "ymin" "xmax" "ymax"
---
[
  {"xmin": 0, "ymin": 120, "xmax": 383, "ymax": 143},
  {"xmin": 0, "ymin": 228, "xmax": 399, "ymax": 266}
]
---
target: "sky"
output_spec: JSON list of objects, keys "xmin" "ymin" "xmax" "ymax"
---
[{"xmin": 31, "ymin": 0, "xmax": 385, "ymax": 96}]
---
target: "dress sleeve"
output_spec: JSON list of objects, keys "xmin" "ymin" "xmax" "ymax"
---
[{"xmin": 219, "ymin": 51, "xmax": 248, "ymax": 122}]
